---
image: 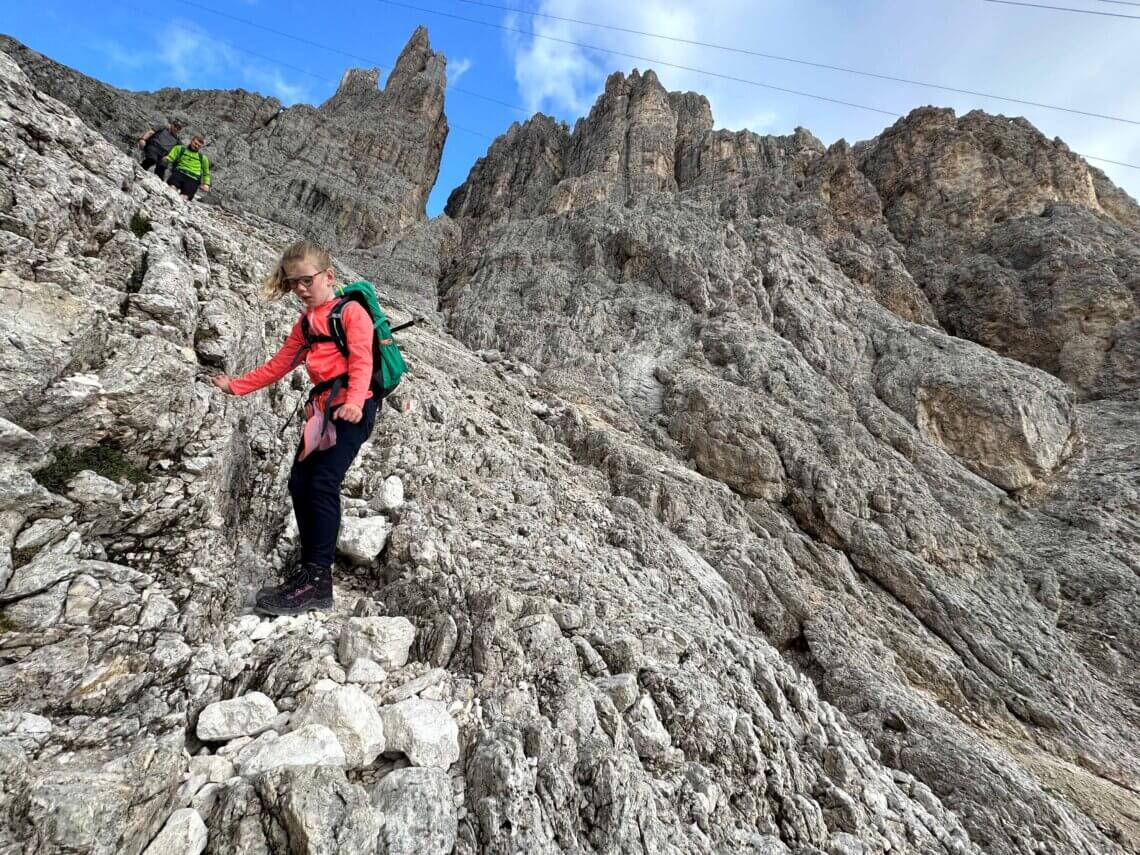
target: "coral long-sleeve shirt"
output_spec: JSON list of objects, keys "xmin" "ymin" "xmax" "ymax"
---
[{"xmin": 230, "ymin": 299, "xmax": 373, "ymax": 409}]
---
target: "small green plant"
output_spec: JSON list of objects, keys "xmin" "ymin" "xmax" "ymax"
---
[
  {"xmin": 129, "ymin": 211, "xmax": 152, "ymax": 239},
  {"xmin": 33, "ymin": 444, "xmax": 152, "ymax": 493},
  {"xmin": 0, "ymin": 613, "xmax": 16, "ymax": 635}
]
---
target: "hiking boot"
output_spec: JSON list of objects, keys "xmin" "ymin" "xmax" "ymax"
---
[
  {"xmin": 255, "ymin": 564, "xmax": 333, "ymax": 616},
  {"xmin": 256, "ymin": 564, "xmax": 308, "ymax": 599}
]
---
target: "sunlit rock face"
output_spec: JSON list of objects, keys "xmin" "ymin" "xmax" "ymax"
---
[{"xmin": 2, "ymin": 34, "xmax": 1139, "ymax": 855}]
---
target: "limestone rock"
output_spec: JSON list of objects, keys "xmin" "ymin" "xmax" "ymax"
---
[
  {"xmin": 338, "ymin": 616, "xmax": 415, "ymax": 669},
  {"xmin": 0, "ymin": 29, "xmax": 448, "ymax": 251},
  {"xmin": 291, "ymin": 684, "xmax": 385, "ymax": 768},
  {"xmin": 196, "ymin": 693, "xmax": 278, "ymax": 742},
  {"xmin": 375, "ymin": 474, "xmax": 405, "ymax": 511},
  {"xmin": 336, "ymin": 515, "xmax": 391, "ymax": 565},
  {"xmin": 1, "ymin": 28, "xmax": 1138, "ymax": 855},
  {"xmin": 257, "ymin": 766, "xmax": 379, "ymax": 855},
  {"xmin": 593, "ymin": 673, "xmax": 638, "ymax": 713},
  {"xmin": 141, "ymin": 808, "xmax": 207, "ymax": 855},
  {"xmin": 187, "ymin": 756, "xmax": 235, "ymax": 784},
  {"xmin": 371, "ymin": 766, "xmax": 457, "ymax": 855},
  {"xmin": 346, "ymin": 658, "xmax": 387, "ymax": 684},
  {"xmin": 236, "ymin": 725, "xmax": 346, "ymax": 777},
  {"xmin": 626, "ymin": 694, "xmax": 671, "ymax": 760},
  {"xmin": 379, "ymin": 697, "xmax": 460, "ymax": 769}
]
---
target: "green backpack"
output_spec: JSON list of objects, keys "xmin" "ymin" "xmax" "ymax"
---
[{"xmin": 299, "ymin": 280, "xmax": 408, "ymax": 397}]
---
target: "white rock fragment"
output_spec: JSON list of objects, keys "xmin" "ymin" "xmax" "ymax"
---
[
  {"xmin": 375, "ymin": 475, "xmax": 404, "ymax": 511},
  {"xmin": 347, "ymin": 658, "xmax": 388, "ymax": 684},
  {"xmin": 0, "ymin": 711, "xmax": 53, "ymax": 751},
  {"xmin": 594, "ymin": 673, "xmax": 639, "ymax": 713},
  {"xmin": 338, "ymin": 616, "xmax": 415, "ymax": 669},
  {"xmin": 291, "ymin": 684, "xmax": 386, "ymax": 768},
  {"xmin": 141, "ymin": 808, "xmax": 207, "ymax": 855},
  {"xmin": 337, "ymin": 516, "xmax": 391, "ymax": 565},
  {"xmin": 235, "ymin": 615, "xmax": 261, "ymax": 636},
  {"xmin": 237, "ymin": 724, "xmax": 346, "ymax": 776},
  {"xmin": 190, "ymin": 783, "xmax": 222, "ymax": 818},
  {"xmin": 196, "ymin": 692, "xmax": 278, "ymax": 741},
  {"xmin": 379, "ymin": 698, "xmax": 460, "ymax": 769},
  {"xmin": 188, "ymin": 755, "xmax": 235, "ymax": 783},
  {"xmin": 627, "ymin": 695, "xmax": 671, "ymax": 760}
]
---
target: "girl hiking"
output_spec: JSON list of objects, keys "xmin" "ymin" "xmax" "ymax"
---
[{"xmin": 211, "ymin": 240, "xmax": 381, "ymax": 615}]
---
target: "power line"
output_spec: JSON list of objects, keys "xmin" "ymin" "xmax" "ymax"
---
[
  {"xmin": 454, "ymin": 0, "xmax": 1138, "ymax": 126},
  {"xmin": 377, "ymin": 0, "xmax": 900, "ymax": 117},
  {"xmin": 182, "ymin": 0, "xmax": 532, "ymax": 116},
  {"xmin": 1091, "ymin": 0, "xmax": 1140, "ymax": 6},
  {"xmin": 376, "ymin": 0, "xmax": 1140, "ymax": 171},
  {"xmin": 111, "ymin": 0, "xmax": 528, "ymax": 125},
  {"xmin": 110, "ymin": 0, "xmax": 1140, "ymax": 172},
  {"xmin": 1079, "ymin": 153, "xmax": 1140, "ymax": 168},
  {"xmin": 980, "ymin": 0, "xmax": 1140, "ymax": 18}
]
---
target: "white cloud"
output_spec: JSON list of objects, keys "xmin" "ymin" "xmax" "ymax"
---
[
  {"xmin": 501, "ymin": 0, "xmax": 1140, "ymax": 199},
  {"xmin": 448, "ymin": 57, "xmax": 474, "ymax": 88},
  {"xmin": 157, "ymin": 23, "xmax": 234, "ymax": 85},
  {"xmin": 98, "ymin": 21, "xmax": 310, "ymax": 105},
  {"xmin": 92, "ymin": 38, "xmax": 148, "ymax": 71}
]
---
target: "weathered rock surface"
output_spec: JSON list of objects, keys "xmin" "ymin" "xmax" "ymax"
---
[
  {"xmin": 141, "ymin": 807, "xmax": 207, "ymax": 855},
  {"xmin": 236, "ymin": 724, "xmax": 346, "ymax": 777},
  {"xmin": 0, "ymin": 28, "xmax": 448, "ymax": 250},
  {"xmin": 195, "ymin": 692, "xmax": 277, "ymax": 741},
  {"xmin": 372, "ymin": 766, "xmax": 457, "ymax": 855},
  {"xmin": 290, "ymin": 683, "xmax": 385, "ymax": 768},
  {"xmin": 378, "ymin": 697, "xmax": 460, "ymax": 769},
  {"xmin": 337, "ymin": 514, "xmax": 391, "ymax": 565},
  {"xmin": 338, "ymin": 616, "xmax": 416, "ymax": 669},
  {"xmin": 1, "ymin": 30, "xmax": 1138, "ymax": 855}
]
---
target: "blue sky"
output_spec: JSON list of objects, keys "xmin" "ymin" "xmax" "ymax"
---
[{"xmin": 5, "ymin": 0, "xmax": 1139, "ymax": 216}]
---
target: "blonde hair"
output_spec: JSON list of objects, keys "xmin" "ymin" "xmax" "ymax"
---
[{"xmin": 261, "ymin": 239, "xmax": 332, "ymax": 300}]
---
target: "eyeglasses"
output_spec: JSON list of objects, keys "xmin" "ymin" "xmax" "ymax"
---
[{"xmin": 283, "ymin": 273, "xmax": 322, "ymax": 290}]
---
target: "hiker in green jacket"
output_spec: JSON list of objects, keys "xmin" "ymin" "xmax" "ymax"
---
[{"xmin": 165, "ymin": 135, "xmax": 211, "ymax": 201}]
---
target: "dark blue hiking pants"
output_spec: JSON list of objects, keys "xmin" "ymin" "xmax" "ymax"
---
[{"xmin": 288, "ymin": 398, "xmax": 378, "ymax": 569}]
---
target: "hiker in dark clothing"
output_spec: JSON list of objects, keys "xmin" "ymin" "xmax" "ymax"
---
[
  {"xmin": 165, "ymin": 135, "xmax": 211, "ymax": 201},
  {"xmin": 137, "ymin": 120, "xmax": 182, "ymax": 180}
]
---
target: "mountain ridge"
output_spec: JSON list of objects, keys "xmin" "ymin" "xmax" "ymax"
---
[{"xmin": 0, "ymin": 28, "xmax": 1138, "ymax": 855}]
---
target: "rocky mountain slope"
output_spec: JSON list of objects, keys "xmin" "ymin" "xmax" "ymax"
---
[
  {"xmin": 0, "ymin": 28, "xmax": 447, "ymax": 250},
  {"xmin": 1, "ymin": 29, "xmax": 1138, "ymax": 855}
]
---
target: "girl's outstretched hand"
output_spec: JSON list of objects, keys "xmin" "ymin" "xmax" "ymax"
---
[
  {"xmin": 211, "ymin": 374, "xmax": 234, "ymax": 394},
  {"xmin": 334, "ymin": 403, "xmax": 363, "ymax": 424}
]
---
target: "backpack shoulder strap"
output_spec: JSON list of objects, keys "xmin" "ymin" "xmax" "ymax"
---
[{"xmin": 325, "ymin": 297, "xmax": 354, "ymax": 358}]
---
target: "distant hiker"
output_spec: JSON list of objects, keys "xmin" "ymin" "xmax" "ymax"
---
[
  {"xmin": 165, "ymin": 135, "xmax": 211, "ymax": 200},
  {"xmin": 210, "ymin": 240, "xmax": 407, "ymax": 616},
  {"xmin": 137, "ymin": 119, "xmax": 182, "ymax": 180}
]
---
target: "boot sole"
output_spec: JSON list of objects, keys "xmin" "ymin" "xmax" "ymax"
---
[{"xmin": 254, "ymin": 596, "xmax": 333, "ymax": 616}]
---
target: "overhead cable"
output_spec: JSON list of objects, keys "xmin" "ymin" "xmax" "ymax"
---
[
  {"xmin": 134, "ymin": 0, "xmax": 532, "ymax": 119},
  {"xmin": 980, "ymin": 0, "xmax": 1140, "ymax": 18},
  {"xmin": 377, "ymin": 0, "xmax": 900, "ymax": 116},
  {"xmin": 110, "ymin": 0, "xmax": 1140, "ymax": 171},
  {"xmin": 453, "ymin": 0, "xmax": 1138, "ymax": 125}
]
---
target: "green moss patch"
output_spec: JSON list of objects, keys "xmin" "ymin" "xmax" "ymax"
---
[
  {"xmin": 129, "ymin": 211, "xmax": 152, "ymax": 239},
  {"xmin": 33, "ymin": 444, "xmax": 151, "ymax": 493}
]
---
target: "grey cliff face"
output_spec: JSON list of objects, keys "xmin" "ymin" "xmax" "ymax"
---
[
  {"xmin": 2, "ymin": 32, "xmax": 1139, "ymax": 855},
  {"xmin": 0, "ymin": 27, "xmax": 448, "ymax": 250}
]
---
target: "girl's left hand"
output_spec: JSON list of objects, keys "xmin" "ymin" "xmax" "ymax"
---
[{"xmin": 335, "ymin": 403, "xmax": 363, "ymax": 423}]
